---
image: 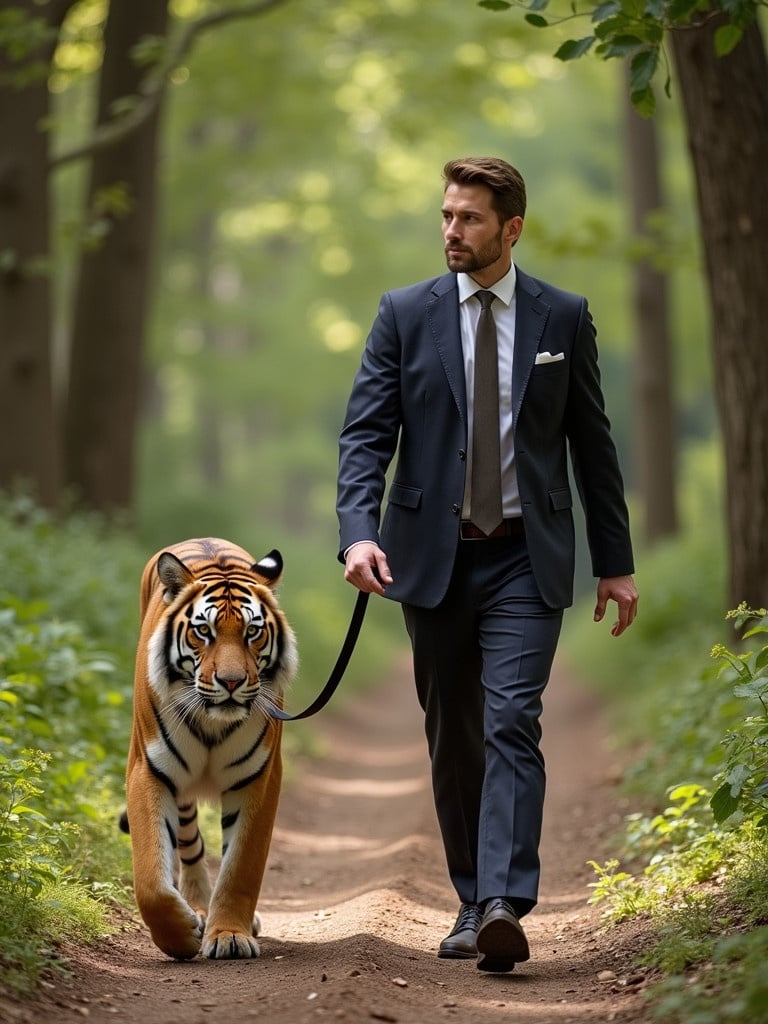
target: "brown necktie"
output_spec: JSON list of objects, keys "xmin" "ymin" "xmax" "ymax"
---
[{"xmin": 469, "ymin": 290, "xmax": 503, "ymax": 535}]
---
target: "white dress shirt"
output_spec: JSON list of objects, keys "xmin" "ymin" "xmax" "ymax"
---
[{"xmin": 458, "ymin": 264, "xmax": 521, "ymax": 519}]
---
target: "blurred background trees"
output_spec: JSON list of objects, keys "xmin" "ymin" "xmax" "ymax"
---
[{"xmin": 1, "ymin": 0, "xmax": 764, "ymax": 609}]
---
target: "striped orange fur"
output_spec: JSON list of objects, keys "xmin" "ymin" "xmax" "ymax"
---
[{"xmin": 124, "ymin": 538, "xmax": 298, "ymax": 960}]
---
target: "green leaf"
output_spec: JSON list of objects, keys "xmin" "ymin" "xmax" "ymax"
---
[
  {"xmin": 725, "ymin": 763, "xmax": 751, "ymax": 794},
  {"xmin": 714, "ymin": 23, "xmax": 743, "ymax": 56},
  {"xmin": 554, "ymin": 36, "xmax": 596, "ymax": 61},
  {"xmin": 667, "ymin": 0, "xmax": 701, "ymax": 20},
  {"xmin": 630, "ymin": 84, "xmax": 656, "ymax": 117},
  {"xmin": 478, "ymin": 0, "xmax": 513, "ymax": 9},
  {"xmin": 644, "ymin": 0, "xmax": 666, "ymax": 19},
  {"xmin": 594, "ymin": 15, "xmax": 625, "ymax": 41},
  {"xmin": 8, "ymin": 805, "xmax": 41, "ymax": 816},
  {"xmin": 604, "ymin": 34, "xmax": 644, "ymax": 57},
  {"xmin": 592, "ymin": 0, "xmax": 621, "ymax": 22},
  {"xmin": 630, "ymin": 47, "xmax": 659, "ymax": 92},
  {"xmin": 711, "ymin": 782, "xmax": 740, "ymax": 823},
  {"xmin": 733, "ymin": 679, "xmax": 768, "ymax": 699},
  {"xmin": 525, "ymin": 13, "xmax": 549, "ymax": 26}
]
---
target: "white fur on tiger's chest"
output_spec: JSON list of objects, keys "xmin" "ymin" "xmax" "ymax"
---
[{"xmin": 145, "ymin": 711, "xmax": 274, "ymax": 801}]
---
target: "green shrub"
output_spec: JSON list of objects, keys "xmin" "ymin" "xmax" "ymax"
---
[
  {"xmin": 708, "ymin": 608, "xmax": 768, "ymax": 828},
  {"xmin": 0, "ymin": 496, "xmax": 142, "ymax": 989},
  {"xmin": 0, "ymin": 750, "xmax": 111, "ymax": 992},
  {"xmin": 583, "ymin": 605, "xmax": 768, "ymax": 1024}
]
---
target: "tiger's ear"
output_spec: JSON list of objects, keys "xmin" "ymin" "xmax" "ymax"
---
[
  {"xmin": 157, "ymin": 552, "xmax": 196, "ymax": 603},
  {"xmin": 251, "ymin": 549, "xmax": 284, "ymax": 587}
]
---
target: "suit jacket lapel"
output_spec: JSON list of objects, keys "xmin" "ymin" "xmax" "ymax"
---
[
  {"xmin": 512, "ymin": 269, "xmax": 550, "ymax": 428},
  {"xmin": 426, "ymin": 275, "xmax": 467, "ymax": 425}
]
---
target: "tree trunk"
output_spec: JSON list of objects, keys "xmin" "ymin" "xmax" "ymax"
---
[
  {"xmin": 623, "ymin": 82, "xmax": 678, "ymax": 544},
  {"xmin": 193, "ymin": 199, "xmax": 224, "ymax": 488},
  {"xmin": 672, "ymin": 14, "xmax": 768, "ymax": 609},
  {"xmin": 0, "ymin": 1, "xmax": 71, "ymax": 506},
  {"xmin": 64, "ymin": 0, "xmax": 170, "ymax": 512}
]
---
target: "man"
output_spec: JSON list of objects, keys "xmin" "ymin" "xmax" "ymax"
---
[{"xmin": 336, "ymin": 157, "xmax": 638, "ymax": 973}]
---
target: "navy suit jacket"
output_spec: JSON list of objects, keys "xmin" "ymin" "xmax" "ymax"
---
[{"xmin": 337, "ymin": 268, "xmax": 634, "ymax": 609}]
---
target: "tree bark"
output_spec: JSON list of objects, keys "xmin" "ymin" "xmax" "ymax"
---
[
  {"xmin": 672, "ymin": 14, "xmax": 768, "ymax": 609},
  {"xmin": 623, "ymin": 82, "xmax": 679, "ymax": 544},
  {"xmin": 0, "ymin": 1, "xmax": 72, "ymax": 506},
  {"xmin": 64, "ymin": 0, "xmax": 170, "ymax": 512}
]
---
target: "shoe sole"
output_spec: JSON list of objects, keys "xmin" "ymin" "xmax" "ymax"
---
[{"xmin": 476, "ymin": 918, "xmax": 530, "ymax": 973}]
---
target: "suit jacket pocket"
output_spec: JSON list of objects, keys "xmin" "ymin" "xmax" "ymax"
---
[
  {"xmin": 532, "ymin": 358, "xmax": 567, "ymax": 373},
  {"xmin": 388, "ymin": 482, "xmax": 422, "ymax": 510},
  {"xmin": 549, "ymin": 487, "xmax": 572, "ymax": 511}
]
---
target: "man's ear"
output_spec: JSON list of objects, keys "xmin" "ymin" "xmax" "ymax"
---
[{"xmin": 505, "ymin": 216, "xmax": 524, "ymax": 247}]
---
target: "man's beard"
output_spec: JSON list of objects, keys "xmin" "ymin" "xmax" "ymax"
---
[{"xmin": 444, "ymin": 232, "xmax": 503, "ymax": 274}]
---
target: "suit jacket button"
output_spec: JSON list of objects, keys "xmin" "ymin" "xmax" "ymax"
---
[
  {"xmin": 451, "ymin": 504, "xmax": 461, "ymax": 515},
  {"xmin": 458, "ymin": 449, "xmax": 466, "ymax": 460}
]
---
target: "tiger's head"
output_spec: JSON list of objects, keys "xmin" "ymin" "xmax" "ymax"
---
[{"xmin": 146, "ymin": 547, "xmax": 298, "ymax": 727}]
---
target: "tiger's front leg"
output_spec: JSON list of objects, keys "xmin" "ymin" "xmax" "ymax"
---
[
  {"xmin": 202, "ymin": 752, "xmax": 282, "ymax": 959},
  {"xmin": 177, "ymin": 799, "xmax": 213, "ymax": 920},
  {"xmin": 126, "ymin": 768, "xmax": 205, "ymax": 960}
]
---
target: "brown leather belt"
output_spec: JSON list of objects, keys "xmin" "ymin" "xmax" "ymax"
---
[{"xmin": 460, "ymin": 518, "xmax": 525, "ymax": 541}]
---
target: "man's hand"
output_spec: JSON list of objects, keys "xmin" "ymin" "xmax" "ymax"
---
[
  {"xmin": 344, "ymin": 542, "xmax": 393, "ymax": 597},
  {"xmin": 594, "ymin": 575, "xmax": 638, "ymax": 637}
]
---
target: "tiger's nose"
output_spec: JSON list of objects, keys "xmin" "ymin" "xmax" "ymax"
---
[{"xmin": 217, "ymin": 672, "xmax": 248, "ymax": 693}]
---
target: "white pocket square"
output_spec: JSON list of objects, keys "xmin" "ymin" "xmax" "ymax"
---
[{"xmin": 534, "ymin": 351, "xmax": 565, "ymax": 364}]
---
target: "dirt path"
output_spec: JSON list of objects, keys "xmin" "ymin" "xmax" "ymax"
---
[{"xmin": 2, "ymin": 655, "xmax": 652, "ymax": 1024}]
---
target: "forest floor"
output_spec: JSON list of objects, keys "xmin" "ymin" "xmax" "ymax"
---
[{"xmin": 1, "ymin": 653, "xmax": 657, "ymax": 1024}]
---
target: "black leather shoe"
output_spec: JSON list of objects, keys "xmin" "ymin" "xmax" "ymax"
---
[
  {"xmin": 438, "ymin": 903, "xmax": 483, "ymax": 959},
  {"xmin": 476, "ymin": 898, "xmax": 530, "ymax": 973}
]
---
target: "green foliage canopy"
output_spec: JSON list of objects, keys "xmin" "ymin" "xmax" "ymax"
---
[{"xmin": 479, "ymin": 0, "xmax": 767, "ymax": 114}]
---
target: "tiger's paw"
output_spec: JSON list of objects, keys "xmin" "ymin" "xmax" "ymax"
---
[
  {"xmin": 153, "ymin": 912, "xmax": 204, "ymax": 961},
  {"xmin": 202, "ymin": 929, "xmax": 261, "ymax": 960}
]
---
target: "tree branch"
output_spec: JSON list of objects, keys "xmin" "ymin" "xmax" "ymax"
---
[{"xmin": 50, "ymin": 0, "xmax": 290, "ymax": 170}]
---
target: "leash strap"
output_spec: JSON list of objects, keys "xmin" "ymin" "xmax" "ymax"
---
[{"xmin": 268, "ymin": 589, "xmax": 370, "ymax": 721}]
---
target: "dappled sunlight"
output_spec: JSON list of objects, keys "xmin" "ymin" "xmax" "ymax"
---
[
  {"xmin": 320, "ymin": 738, "xmax": 426, "ymax": 768},
  {"xmin": 262, "ymin": 886, "xmax": 447, "ymax": 946},
  {"xmin": 308, "ymin": 299, "xmax": 362, "ymax": 352},
  {"xmin": 271, "ymin": 829, "xmax": 432, "ymax": 862},
  {"xmin": 304, "ymin": 774, "xmax": 428, "ymax": 798}
]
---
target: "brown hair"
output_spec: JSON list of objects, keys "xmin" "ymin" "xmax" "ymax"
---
[{"xmin": 442, "ymin": 157, "xmax": 527, "ymax": 224}]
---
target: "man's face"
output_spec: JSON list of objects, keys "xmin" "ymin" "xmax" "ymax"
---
[{"xmin": 441, "ymin": 183, "xmax": 523, "ymax": 285}]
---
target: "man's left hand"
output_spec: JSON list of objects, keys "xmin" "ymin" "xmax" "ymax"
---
[{"xmin": 594, "ymin": 575, "xmax": 638, "ymax": 637}]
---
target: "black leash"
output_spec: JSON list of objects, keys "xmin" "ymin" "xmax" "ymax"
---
[{"xmin": 268, "ymin": 589, "xmax": 370, "ymax": 721}]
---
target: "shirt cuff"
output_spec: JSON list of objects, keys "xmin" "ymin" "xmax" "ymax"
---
[{"xmin": 343, "ymin": 540, "xmax": 377, "ymax": 560}]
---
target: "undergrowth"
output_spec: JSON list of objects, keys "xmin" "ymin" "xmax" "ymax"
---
[
  {"xmin": 575, "ymin": 598, "xmax": 768, "ymax": 1024},
  {"xmin": 0, "ymin": 497, "xmax": 142, "ymax": 992}
]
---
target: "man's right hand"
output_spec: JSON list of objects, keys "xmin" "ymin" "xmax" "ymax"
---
[{"xmin": 344, "ymin": 542, "xmax": 393, "ymax": 596}]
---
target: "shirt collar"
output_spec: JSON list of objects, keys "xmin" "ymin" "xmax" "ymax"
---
[{"xmin": 458, "ymin": 262, "xmax": 517, "ymax": 307}]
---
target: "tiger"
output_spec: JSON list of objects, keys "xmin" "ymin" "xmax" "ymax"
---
[{"xmin": 122, "ymin": 537, "xmax": 298, "ymax": 961}]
